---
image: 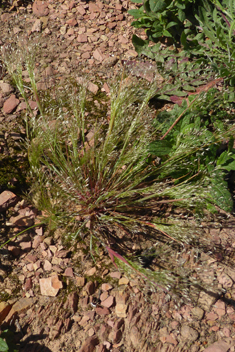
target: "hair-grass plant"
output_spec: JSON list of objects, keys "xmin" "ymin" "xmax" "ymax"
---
[{"xmin": 2, "ymin": 43, "xmax": 235, "ymax": 299}]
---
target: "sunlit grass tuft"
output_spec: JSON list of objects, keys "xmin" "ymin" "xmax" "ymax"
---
[{"xmin": 3, "ymin": 43, "xmax": 235, "ymax": 298}]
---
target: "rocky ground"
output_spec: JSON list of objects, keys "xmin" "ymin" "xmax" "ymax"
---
[{"xmin": 1, "ymin": 1, "xmax": 235, "ymax": 352}]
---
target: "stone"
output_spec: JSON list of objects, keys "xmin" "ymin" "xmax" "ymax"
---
[
  {"xmin": 50, "ymin": 319, "xmax": 63, "ymax": 339},
  {"xmin": 24, "ymin": 278, "xmax": 32, "ymax": 291},
  {"xmin": 213, "ymin": 300, "xmax": 226, "ymax": 317},
  {"xmin": 66, "ymin": 18, "xmax": 77, "ymax": 26},
  {"xmin": 100, "ymin": 292, "xmax": 108, "ymax": 301},
  {"xmin": 198, "ymin": 291, "xmax": 217, "ymax": 311},
  {"xmin": 0, "ymin": 190, "xmax": 18, "ymax": 211},
  {"xmin": 115, "ymin": 303, "xmax": 127, "ymax": 318},
  {"xmin": 159, "ymin": 334, "xmax": 178, "ymax": 345},
  {"xmin": 118, "ymin": 277, "xmax": 129, "ymax": 285},
  {"xmin": 93, "ymin": 49, "xmax": 104, "ymax": 62},
  {"xmin": 95, "ymin": 307, "xmax": 110, "ymax": 316},
  {"xmin": 31, "ymin": 19, "xmax": 42, "ymax": 32},
  {"xmin": 19, "ymin": 242, "xmax": 32, "ymax": 250},
  {"xmin": 116, "ymin": 291, "xmax": 129, "ymax": 304},
  {"xmin": 217, "ymin": 273, "xmax": 233, "ymax": 288},
  {"xmin": 87, "ymin": 82, "xmax": 99, "ymax": 94},
  {"xmin": 222, "ymin": 327, "xmax": 230, "ymax": 337},
  {"xmin": 79, "ymin": 315, "xmax": 90, "ymax": 327},
  {"xmin": 77, "ymin": 5, "xmax": 86, "ymax": 15},
  {"xmin": 86, "ymin": 267, "xmax": 96, "ymax": 276},
  {"xmin": 206, "ymin": 312, "xmax": 218, "ymax": 321},
  {"xmin": 88, "ymin": 328, "xmax": 95, "ymax": 337},
  {"xmin": 109, "ymin": 329, "xmax": 122, "ymax": 344},
  {"xmin": 32, "ymin": 235, "xmax": 44, "ymax": 249},
  {"xmin": 77, "ymin": 34, "xmax": 88, "ymax": 43},
  {"xmin": 109, "ymin": 271, "xmax": 121, "ymax": 279},
  {"xmin": 79, "ymin": 336, "xmax": 99, "ymax": 352},
  {"xmin": 101, "ymin": 296, "xmax": 114, "ymax": 308},
  {"xmin": 89, "ymin": 3, "xmax": 100, "ymax": 13},
  {"xmin": 101, "ymin": 283, "xmax": 113, "ymax": 291},
  {"xmin": 79, "ymin": 296, "xmax": 89, "ymax": 309},
  {"xmin": 130, "ymin": 326, "xmax": 140, "ymax": 348},
  {"xmin": 76, "ymin": 276, "xmax": 85, "ymax": 287},
  {"xmin": 181, "ymin": 325, "xmax": 199, "ymax": 342},
  {"xmin": 66, "ymin": 292, "xmax": 78, "ymax": 314},
  {"xmin": 3, "ymin": 94, "xmax": 19, "ymax": 114},
  {"xmin": 39, "ymin": 275, "xmax": 62, "ymax": 296},
  {"xmin": 203, "ymin": 341, "xmax": 230, "ymax": 352},
  {"xmin": 0, "ymin": 81, "xmax": 14, "ymax": 97},
  {"xmin": 4, "ymin": 298, "xmax": 34, "ymax": 323},
  {"xmin": 32, "ymin": 1, "xmax": 49, "ymax": 17},
  {"xmin": 102, "ymin": 56, "xmax": 118, "ymax": 68},
  {"xmin": 64, "ymin": 267, "xmax": 74, "ymax": 277},
  {"xmin": 43, "ymin": 260, "xmax": 52, "ymax": 271},
  {"xmin": 9, "ymin": 213, "xmax": 34, "ymax": 227},
  {"xmin": 0, "ymin": 302, "xmax": 12, "ymax": 324}
]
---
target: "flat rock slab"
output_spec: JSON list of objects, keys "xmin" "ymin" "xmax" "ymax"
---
[
  {"xmin": 39, "ymin": 275, "xmax": 63, "ymax": 296},
  {"xmin": 0, "ymin": 190, "xmax": 18, "ymax": 211},
  {"xmin": 203, "ymin": 340, "xmax": 230, "ymax": 352}
]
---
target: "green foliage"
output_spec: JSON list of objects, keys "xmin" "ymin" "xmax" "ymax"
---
[
  {"xmin": 0, "ymin": 330, "xmax": 18, "ymax": 352},
  {"xmin": 129, "ymin": 0, "xmax": 235, "ymax": 83},
  {"xmin": 195, "ymin": 0, "xmax": 235, "ymax": 83},
  {"xmin": 129, "ymin": 0, "xmax": 203, "ymax": 46},
  {"xmin": 149, "ymin": 90, "xmax": 235, "ymax": 212}
]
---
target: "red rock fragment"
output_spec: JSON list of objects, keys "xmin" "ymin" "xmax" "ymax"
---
[
  {"xmin": 9, "ymin": 213, "xmax": 34, "ymax": 227},
  {"xmin": 101, "ymin": 296, "xmax": 114, "ymax": 308},
  {"xmin": 66, "ymin": 17, "xmax": 77, "ymax": 26},
  {"xmin": 66, "ymin": 292, "xmax": 78, "ymax": 314},
  {"xmin": 76, "ymin": 276, "xmax": 85, "ymax": 287},
  {"xmin": 89, "ymin": 3, "xmax": 100, "ymax": 13},
  {"xmin": 110, "ymin": 329, "xmax": 123, "ymax": 344},
  {"xmin": 109, "ymin": 271, "xmax": 121, "ymax": 279},
  {"xmin": 0, "ymin": 190, "xmax": 18, "ymax": 211},
  {"xmin": 0, "ymin": 302, "xmax": 12, "ymax": 324},
  {"xmin": 213, "ymin": 300, "xmax": 226, "ymax": 317},
  {"xmin": 93, "ymin": 49, "xmax": 104, "ymax": 62},
  {"xmin": 19, "ymin": 242, "xmax": 32, "ymax": 250},
  {"xmin": 79, "ymin": 336, "xmax": 99, "ymax": 352},
  {"xmin": 39, "ymin": 275, "xmax": 62, "ymax": 296},
  {"xmin": 69, "ymin": 1, "xmax": 75, "ymax": 10},
  {"xmin": 55, "ymin": 249, "xmax": 70, "ymax": 258},
  {"xmin": 77, "ymin": 5, "xmax": 86, "ymax": 15},
  {"xmin": 43, "ymin": 260, "xmax": 52, "ymax": 271},
  {"xmin": 32, "ymin": 235, "xmax": 44, "ymax": 249},
  {"xmin": 203, "ymin": 341, "xmax": 230, "ymax": 352},
  {"xmin": 3, "ymin": 94, "xmax": 19, "ymax": 114},
  {"xmin": 32, "ymin": 1, "xmax": 49, "ymax": 17},
  {"xmin": 95, "ymin": 307, "xmax": 110, "ymax": 316},
  {"xmin": 77, "ymin": 34, "xmax": 88, "ymax": 43},
  {"xmin": 64, "ymin": 267, "xmax": 74, "ymax": 277},
  {"xmin": 87, "ymin": 82, "xmax": 99, "ymax": 94},
  {"xmin": 4, "ymin": 298, "xmax": 35, "ymax": 323},
  {"xmin": 24, "ymin": 278, "xmax": 33, "ymax": 291},
  {"xmin": 107, "ymin": 22, "xmax": 117, "ymax": 29}
]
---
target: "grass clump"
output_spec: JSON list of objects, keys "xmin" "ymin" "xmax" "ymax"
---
[{"xmin": 2, "ymin": 43, "xmax": 235, "ymax": 297}]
